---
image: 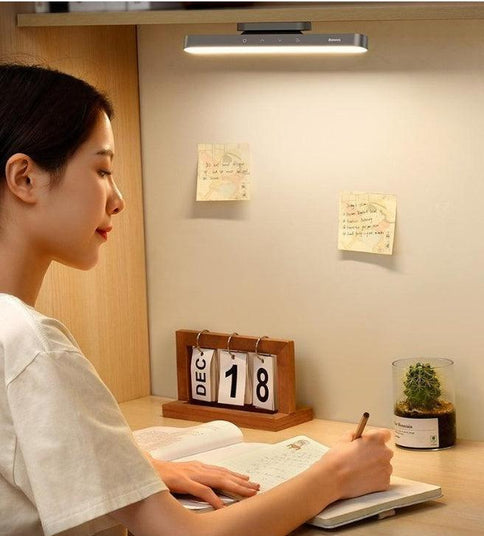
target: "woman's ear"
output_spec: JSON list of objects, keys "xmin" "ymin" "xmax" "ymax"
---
[{"xmin": 4, "ymin": 153, "xmax": 40, "ymax": 204}]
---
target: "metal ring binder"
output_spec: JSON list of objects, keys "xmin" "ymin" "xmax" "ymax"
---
[
  {"xmin": 196, "ymin": 329, "xmax": 210, "ymax": 355},
  {"xmin": 255, "ymin": 335, "xmax": 269, "ymax": 363},
  {"xmin": 227, "ymin": 332, "xmax": 239, "ymax": 359}
]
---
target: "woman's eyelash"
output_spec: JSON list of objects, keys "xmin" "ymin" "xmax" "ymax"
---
[{"xmin": 98, "ymin": 169, "xmax": 112, "ymax": 177}]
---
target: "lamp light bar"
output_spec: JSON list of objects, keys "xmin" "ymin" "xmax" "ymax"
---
[{"xmin": 184, "ymin": 22, "xmax": 368, "ymax": 55}]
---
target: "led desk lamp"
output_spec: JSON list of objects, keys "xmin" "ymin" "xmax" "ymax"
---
[{"xmin": 184, "ymin": 22, "xmax": 368, "ymax": 55}]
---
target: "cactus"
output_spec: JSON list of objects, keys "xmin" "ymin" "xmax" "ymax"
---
[{"xmin": 403, "ymin": 362, "xmax": 441, "ymax": 410}]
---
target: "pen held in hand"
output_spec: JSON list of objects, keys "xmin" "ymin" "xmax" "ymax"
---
[{"xmin": 353, "ymin": 412, "xmax": 370, "ymax": 440}]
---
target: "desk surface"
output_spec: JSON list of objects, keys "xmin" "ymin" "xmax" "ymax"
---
[{"xmin": 119, "ymin": 396, "xmax": 483, "ymax": 536}]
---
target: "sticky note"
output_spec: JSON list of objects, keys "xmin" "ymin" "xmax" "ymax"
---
[
  {"xmin": 197, "ymin": 143, "xmax": 250, "ymax": 201},
  {"xmin": 338, "ymin": 192, "xmax": 397, "ymax": 255}
]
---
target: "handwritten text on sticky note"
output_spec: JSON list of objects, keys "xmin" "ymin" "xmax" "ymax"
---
[
  {"xmin": 197, "ymin": 143, "xmax": 250, "ymax": 201},
  {"xmin": 338, "ymin": 192, "xmax": 397, "ymax": 255}
]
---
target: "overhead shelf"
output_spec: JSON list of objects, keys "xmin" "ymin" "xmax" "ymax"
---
[{"xmin": 17, "ymin": 3, "xmax": 484, "ymax": 28}]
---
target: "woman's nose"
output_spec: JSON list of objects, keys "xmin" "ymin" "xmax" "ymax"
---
[{"xmin": 109, "ymin": 181, "xmax": 125, "ymax": 215}]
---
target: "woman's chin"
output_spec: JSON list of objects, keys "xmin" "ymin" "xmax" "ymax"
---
[{"xmin": 55, "ymin": 254, "xmax": 100, "ymax": 271}]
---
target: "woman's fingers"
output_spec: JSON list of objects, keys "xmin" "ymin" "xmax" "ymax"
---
[
  {"xmin": 149, "ymin": 458, "xmax": 260, "ymax": 508},
  {"xmin": 178, "ymin": 462, "xmax": 260, "ymax": 496}
]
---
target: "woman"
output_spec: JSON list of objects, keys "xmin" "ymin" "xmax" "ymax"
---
[{"xmin": 0, "ymin": 63, "xmax": 392, "ymax": 536}]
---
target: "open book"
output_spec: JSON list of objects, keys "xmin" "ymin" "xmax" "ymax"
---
[{"xmin": 133, "ymin": 420, "xmax": 442, "ymax": 529}]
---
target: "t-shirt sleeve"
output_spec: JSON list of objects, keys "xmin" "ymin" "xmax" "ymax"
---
[{"xmin": 7, "ymin": 349, "xmax": 167, "ymax": 536}]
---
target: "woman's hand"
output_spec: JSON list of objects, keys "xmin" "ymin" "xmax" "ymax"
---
[
  {"xmin": 318, "ymin": 429, "xmax": 394, "ymax": 501},
  {"xmin": 148, "ymin": 456, "xmax": 260, "ymax": 509}
]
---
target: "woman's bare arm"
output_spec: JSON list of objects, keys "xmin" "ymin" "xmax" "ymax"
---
[{"xmin": 112, "ymin": 429, "xmax": 393, "ymax": 536}]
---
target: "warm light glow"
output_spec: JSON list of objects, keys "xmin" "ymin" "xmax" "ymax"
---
[
  {"xmin": 184, "ymin": 31, "xmax": 368, "ymax": 56},
  {"xmin": 184, "ymin": 46, "xmax": 368, "ymax": 55}
]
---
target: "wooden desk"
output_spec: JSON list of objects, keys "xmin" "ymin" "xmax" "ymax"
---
[{"xmin": 120, "ymin": 396, "xmax": 484, "ymax": 536}]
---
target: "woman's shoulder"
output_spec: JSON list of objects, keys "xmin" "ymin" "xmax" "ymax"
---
[{"xmin": 0, "ymin": 293, "xmax": 81, "ymax": 382}]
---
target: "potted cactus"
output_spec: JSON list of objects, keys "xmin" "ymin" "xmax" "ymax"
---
[{"xmin": 393, "ymin": 359, "xmax": 456, "ymax": 449}]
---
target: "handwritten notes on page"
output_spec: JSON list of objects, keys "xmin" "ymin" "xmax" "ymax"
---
[
  {"xmin": 221, "ymin": 436, "xmax": 329, "ymax": 492},
  {"xmin": 197, "ymin": 143, "xmax": 251, "ymax": 201},
  {"xmin": 338, "ymin": 192, "xmax": 397, "ymax": 255}
]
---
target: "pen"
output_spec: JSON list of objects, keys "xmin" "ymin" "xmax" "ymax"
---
[{"xmin": 353, "ymin": 412, "xmax": 370, "ymax": 440}]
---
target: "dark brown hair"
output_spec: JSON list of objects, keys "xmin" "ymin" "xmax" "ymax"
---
[{"xmin": 0, "ymin": 63, "xmax": 113, "ymax": 183}]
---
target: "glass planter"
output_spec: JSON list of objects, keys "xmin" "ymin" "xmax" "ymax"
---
[{"xmin": 393, "ymin": 358, "xmax": 456, "ymax": 449}]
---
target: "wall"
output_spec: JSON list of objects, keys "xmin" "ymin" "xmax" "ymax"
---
[
  {"xmin": 138, "ymin": 19, "xmax": 484, "ymax": 440},
  {"xmin": 1, "ymin": 2, "xmax": 151, "ymax": 403}
]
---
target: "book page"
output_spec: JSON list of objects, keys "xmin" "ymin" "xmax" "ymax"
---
[
  {"xmin": 176, "ymin": 441, "xmax": 268, "ymax": 465},
  {"xmin": 174, "ymin": 442, "xmax": 269, "ymax": 512},
  {"xmin": 172, "ymin": 437, "xmax": 327, "ymax": 512},
  {"xmin": 220, "ymin": 436, "xmax": 329, "ymax": 491},
  {"xmin": 133, "ymin": 420, "xmax": 243, "ymax": 461}
]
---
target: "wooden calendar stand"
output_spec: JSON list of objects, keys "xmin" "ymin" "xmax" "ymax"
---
[{"xmin": 161, "ymin": 330, "xmax": 313, "ymax": 431}]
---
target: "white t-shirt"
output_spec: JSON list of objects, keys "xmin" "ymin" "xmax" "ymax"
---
[{"xmin": 0, "ymin": 293, "xmax": 167, "ymax": 536}]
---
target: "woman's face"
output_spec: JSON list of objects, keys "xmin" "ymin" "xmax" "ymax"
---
[{"xmin": 32, "ymin": 112, "xmax": 125, "ymax": 270}]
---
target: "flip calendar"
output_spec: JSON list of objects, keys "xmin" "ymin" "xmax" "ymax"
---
[{"xmin": 162, "ymin": 329, "xmax": 313, "ymax": 431}]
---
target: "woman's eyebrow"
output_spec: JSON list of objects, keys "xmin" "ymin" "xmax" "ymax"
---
[{"xmin": 96, "ymin": 148, "xmax": 114, "ymax": 158}]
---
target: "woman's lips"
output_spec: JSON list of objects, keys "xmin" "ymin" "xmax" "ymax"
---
[{"xmin": 96, "ymin": 226, "xmax": 112, "ymax": 240}]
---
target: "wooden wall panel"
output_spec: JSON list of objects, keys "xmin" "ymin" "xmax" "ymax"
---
[{"xmin": 1, "ymin": 3, "xmax": 151, "ymax": 402}]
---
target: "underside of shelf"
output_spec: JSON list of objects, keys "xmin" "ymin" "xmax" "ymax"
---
[{"xmin": 17, "ymin": 3, "xmax": 484, "ymax": 28}]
